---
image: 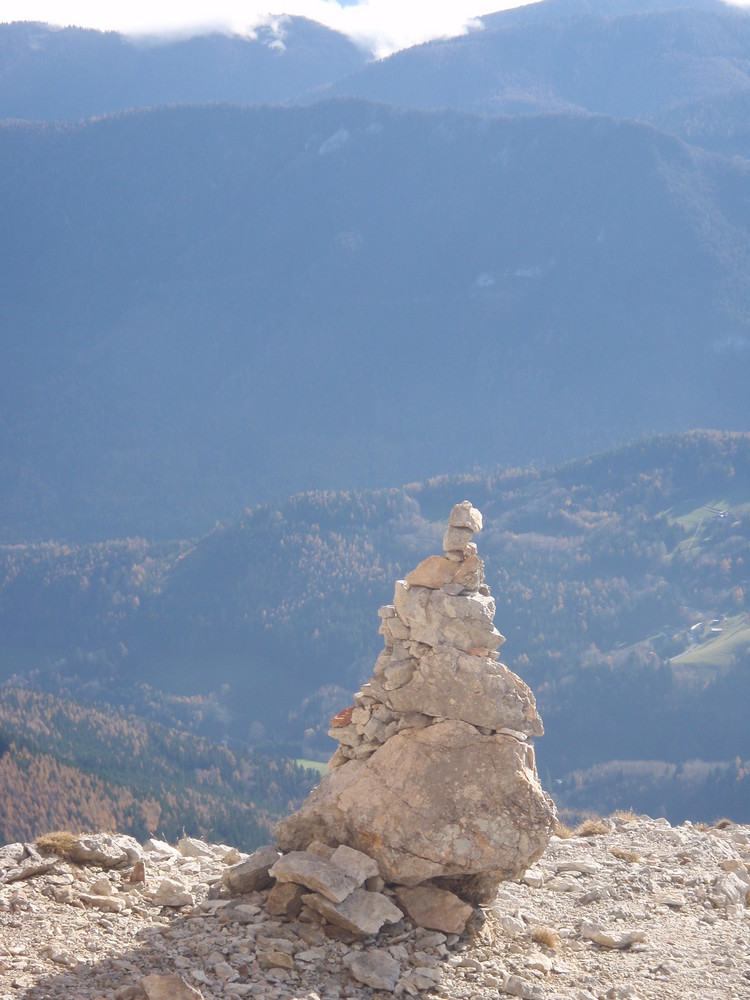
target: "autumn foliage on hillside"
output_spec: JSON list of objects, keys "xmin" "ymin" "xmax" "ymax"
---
[
  {"xmin": 0, "ymin": 688, "xmax": 318, "ymax": 848},
  {"xmin": 1, "ymin": 430, "xmax": 750, "ymax": 821}
]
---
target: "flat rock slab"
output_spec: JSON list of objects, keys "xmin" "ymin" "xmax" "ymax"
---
[
  {"xmin": 580, "ymin": 920, "xmax": 647, "ymax": 949},
  {"xmin": 405, "ymin": 553, "xmax": 484, "ymax": 593},
  {"xmin": 346, "ymin": 950, "xmax": 402, "ymax": 992},
  {"xmin": 395, "ymin": 884, "xmax": 474, "ymax": 935},
  {"xmin": 2, "ymin": 860, "xmax": 58, "ymax": 883},
  {"xmin": 270, "ymin": 851, "xmax": 361, "ymax": 903},
  {"xmin": 69, "ymin": 834, "xmax": 142, "ymax": 869},
  {"xmin": 330, "ymin": 844, "xmax": 380, "ymax": 883},
  {"xmin": 221, "ymin": 844, "xmax": 279, "ymax": 894},
  {"xmin": 151, "ymin": 878, "xmax": 194, "ymax": 908},
  {"xmin": 303, "ymin": 887, "xmax": 403, "ymax": 936},
  {"xmin": 140, "ymin": 973, "xmax": 204, "ymax": 999}
]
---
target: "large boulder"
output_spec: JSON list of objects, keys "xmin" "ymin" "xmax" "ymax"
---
[{"xmin": 276, "ymin": 718, "xmax": 552, "ymax": 896}]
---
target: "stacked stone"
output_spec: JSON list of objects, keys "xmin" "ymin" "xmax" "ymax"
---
[
  {"xmin": 326, "ymin": 501, "xmax": 542, "ymax": 769},
  {"xmin": 276, "ymin": 502, "xmax": 556, "ymax": 904}
]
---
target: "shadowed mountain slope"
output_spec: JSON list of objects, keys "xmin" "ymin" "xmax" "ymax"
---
[{"xmin": 2, "ymin": 102, "xmax": 749, "ymax": 540}]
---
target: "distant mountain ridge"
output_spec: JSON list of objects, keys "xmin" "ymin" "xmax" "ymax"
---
[
  {"xmin": 0, "ymin": 18, "xmax": 368, "ymax": 121},
  {"xmin": 2, "ymin": 0, "xmax": 750, "ymax": 540},
  {"xmin": 2, "ymin": 100, "xmax": 749, "ymax": 540},
  {"xmin": 4, "ymin": 1, "xmax": 750, "ymax": 156},
  {"xmin": 325, "ymin": 1, "xmax": 750, "ymax": 154}
]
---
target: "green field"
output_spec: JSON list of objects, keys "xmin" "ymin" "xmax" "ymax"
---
[
  {"xmin": 295, "ymin": 758, "xmax": 328, "ymax": 776},
  {"xmin": 663, "ymin": 494, "xmax": 750, "ymax": 556},
  {"xmin": 670, "ymin": 614, "xmax": 750, "ymax": 674}
]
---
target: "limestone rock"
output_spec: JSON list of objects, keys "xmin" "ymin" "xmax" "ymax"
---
[
  {"xmin": 257, "ymin": 949, "xmax": 294, "ymax": 970},
  {"xmin": 449, "ymin": 500, "xmax": 483, "ymax": 532},
  {"xmin": 382, "ymin": 645, "xmax": 543, "ymax": 735},
  {"xmin": 79, "ymin": 892, "xmax": 124, "ymax": 913},
  {"xmin": 143, "ymin": 838, "xmax": 180, "ymax": 858},
  {"xmin": 269, "ymin": 851, "xmax": 361, "ymax": 903},
  {"xmin": 151, "ymin": 878, "xmax": 194, "ymax": 908},
  {"xmin": 221, "ymin": 844, "xmax": 279, "ymax": 894},
  {"xmin": 276, "ymin": 718, "xmax": 554, "ymax": 897},
  {"xmin": 405, "ymin": 553, "xmax": 484, "ymax": 593},
  {"xmin": 90, "ymin": 875, "xmax": 112, "ymax": 895},
  {"xmin": 392, "ymin": 583, "xmax": 503, "ymax": 653},
  {"xmin": 346, "ymin": 949, "xmax": 401, "ymax": 991},
  {"xmin": 405, "ymin": 554, "xmax": 459, "ymax": 590},
  {"xmin": 2, "ymin": 858, "xmax": 57, "ymax": 883},
  {"xmin": 69, "ymin": 833, "xmax": 142, "ymax": 869},
  {"xmin": 277, "ymin": 501, "xmax": 555, "ymax": 898},
  {"xmin": 266, "ymin": 880, "xmax": 305, "ymax": 918},
  {"xmin": 216, "ymin": 900, "xmax": 261, "ymax": 924},
  {"xmin": 452, "ymin": 552, "xmax": 484, "ymax": 591},
  {"xmin": 443, "ymin": 524, "xmax": 475, "ymax": 554},
  {"xmin": 395, "ymin": 884, "xmax": 474, "ymax": 934},
  {"xmin": 580, "ymin": 920, "xmax": 647, "ymax": 949},
  {"xmin": 330, "ymin": 844, "xmax": 380, "ymax": 883},
  {"xmin": 0, "ymin": 842, "xmax": 27, "ymax": 869},
  {"xmin": 302, "ymin": 886, "xmax": 403, "ymax": 935},
  {"xmin": 177, "ymin": 836, "xmax": 214, "ymax": 859},
  {"xmin": 140, "ymin": 973, "xmax": 204, "ymax": 999}
]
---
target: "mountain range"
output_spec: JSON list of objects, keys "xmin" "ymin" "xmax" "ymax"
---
[
  {"xmin": 3, "ymin": 2, "xmax": 750, "ymax": 539},
  {"xmin": 0, "ymin": 17, "xmax": 368, "ymax": 121},
  {"xmin": 2, "ymin": 0, "xmax": 750, "ymax": 831},
  {"xmin": 328, "ymin": 0, "xmax": 750, "ymax": 154}
]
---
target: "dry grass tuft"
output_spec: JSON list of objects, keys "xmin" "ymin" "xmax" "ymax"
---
[
  {"xmin": 611, "ymin": 808, "xmax": 638, "ymax": 822},
  {"xmin": 713, "ymin": 818, "xmax": 734, "ymax": 830},
  {"xmin": 554, "ymin": 820, "xmax": 575, "ymax": 839},
  {"xmin": 35, "ymin": 830, "xmax": 80, "ymax": 859},
  {"xmin": 609, "ymin": 846, "xmax": 641, "ymax": 863},
  {"xmin": 694, "ymin": 822, "xmax": 710, "ymax": 832},
  {"xmin": 576, "ymin": 817, "xmax": 609, "ymax": 837},
  {"xmin": 532, "ymin": 925, "xmax": 561, "ymax": 950}
]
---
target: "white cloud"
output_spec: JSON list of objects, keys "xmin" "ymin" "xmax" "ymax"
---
[
  {"xmin": 0, "ymin": 0, "xmax": 534, "ymax": 57},
  {"xmin": 4, "ymin": 0, "xmax": 750, "ymax": 57}
]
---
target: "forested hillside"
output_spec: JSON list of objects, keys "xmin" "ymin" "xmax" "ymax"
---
[
  {"xmin": 2, "ymin": 431, "xmax": 749, "ymax": 822},
  {"xmin": 0, "ymin": 688, "xmax": 317, "ymax": 848}
]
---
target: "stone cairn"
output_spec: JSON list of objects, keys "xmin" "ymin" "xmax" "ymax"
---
[
  {"xmin": 6, "ymin": 508, "xmax": 750, "ymax": 998},
  {"xmin": 274, "ymin": 501, "xmax": 556, "ymax": 922}
]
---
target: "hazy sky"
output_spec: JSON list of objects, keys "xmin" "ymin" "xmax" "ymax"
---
[{"xmin": 0, "ymin": 1, "xmax": 538, "ymax": 56}]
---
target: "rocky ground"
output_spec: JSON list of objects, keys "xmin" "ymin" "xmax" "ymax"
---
[{"xmin": 0, "ymin": 814, "xmax": 748, "ymax": 1000}]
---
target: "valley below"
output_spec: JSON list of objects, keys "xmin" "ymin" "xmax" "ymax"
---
[{"xmin": 1, "ymin": 430, "xmax": 749, "ymax": 846}]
